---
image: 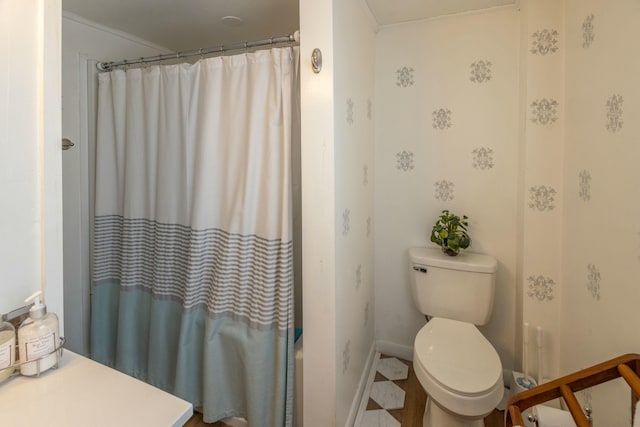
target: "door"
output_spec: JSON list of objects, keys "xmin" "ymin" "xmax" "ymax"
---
[
  {"xmin": 0, "ymin": 1, "xmax": 63, "ymax": 328},
  {"xmin": 61, "ymin": 54, "xmax": 96, "ymax": 355}
]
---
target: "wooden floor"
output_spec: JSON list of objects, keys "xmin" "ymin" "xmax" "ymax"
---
[
  {"xmin": 485, "ymin": 409, "xmax": 504, "ymax": 427},
  {"xmin": 182, "ymin": 355, "xmax": 505, "ymax": 427},
  {"xmin": 184, "ymin": 414, "xmax": 504, "ymax": 427},
  {"xmin": 182, "ymin": 412, "xmax": 228, "ymax": 427}
]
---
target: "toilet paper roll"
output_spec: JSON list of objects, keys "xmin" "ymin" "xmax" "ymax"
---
[{"xmin": 534, "ymin": 405, "xmax": 577, "ymax": 427}]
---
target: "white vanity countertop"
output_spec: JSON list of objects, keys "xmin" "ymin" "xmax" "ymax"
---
[{"xmin": 0, "ymin": 350, "xmax": 193, "ymax": 427}]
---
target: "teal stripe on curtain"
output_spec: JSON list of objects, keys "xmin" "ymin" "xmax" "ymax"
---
[{"xmin": 92, "ymin": 279, "xmax": 293, "ymax": 425}]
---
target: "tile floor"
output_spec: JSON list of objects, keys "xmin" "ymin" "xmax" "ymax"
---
[{"xmin": 358, "ymin": 354, "xmax": 503, "ymax": 427}]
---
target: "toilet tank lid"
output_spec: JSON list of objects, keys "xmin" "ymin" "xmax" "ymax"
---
[{"xmin": 409, "ymin": 247, "xmax": 497, "ymax": 273}]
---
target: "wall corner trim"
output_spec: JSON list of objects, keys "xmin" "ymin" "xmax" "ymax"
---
[{"xmin": 357, "ymin": 0, "xmax": 381, "ymax": 33}]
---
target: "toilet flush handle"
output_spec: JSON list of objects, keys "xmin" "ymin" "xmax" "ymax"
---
[{"xmin": 413, "ymin": 266, "xmax": 427, "ymax": 273}]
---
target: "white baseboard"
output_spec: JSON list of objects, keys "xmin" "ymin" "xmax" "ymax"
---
[
  {"xmin": 352, "ymin": 351, "xmax": 380, "ymax": 427},
  {"xmin": 375, "ymin": 340, "xmax": 414, "ymax": 361},
  {"xmin": 345, "ymin": 342, "xmax": 377, "ymax": 427}
]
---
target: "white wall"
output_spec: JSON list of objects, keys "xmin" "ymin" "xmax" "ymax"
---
[
  {"xmin": 300, "ymin": 0, "xmax": 377, "ymax": 425},
  {"xmin": 519, "ymin": 0, "xmax": 565, "ymax": 383},
  {"xmin": 300, "ymin": 0, "xmax": 338, "ymax": 424},
  {"xmin": 0, "ymin": 1, "xmax": 63, "ymax": 330},
  {"xmin": 562, "ymin": 0, "xmax": 640, "ymax": 424},
  {"xmin": 333, "ymin": 0, "xmax": 377, "ymax": 425},
  {"xmin": 61, "ymin": 13, "xmax": 170, "ymax": 354},
  {"xmin": 374, "ymin": 7, "xmax": 520, "ymax": 370}
]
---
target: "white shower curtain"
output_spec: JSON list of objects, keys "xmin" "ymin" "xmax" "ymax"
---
[{"xmin": 91, "ymin": 47, "xmax": 298, "ymax": 426}]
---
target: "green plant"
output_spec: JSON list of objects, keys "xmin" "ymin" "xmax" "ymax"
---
[{"xmin": 430, "ymin": 210, "xmax": 471, "ymax": 256}]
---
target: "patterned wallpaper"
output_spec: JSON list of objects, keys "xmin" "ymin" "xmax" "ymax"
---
[
  {"xmin": 374, "ymin": 7, "xmax": 520, "ymax": 367},
  {"xmin": 372, "ymin": 3, "xmax": 639, "ymax": 423},
  {"xmin": 392, "ymin": 53, "xmax": 514, "ymax": 203},
  {"xmin": 520, "ymin": 0, "xmax": 564, "ymax": 385},
  {"xmin": 338, "ymin": 86, "xmax": 375, "ymax": 384},
  {"xmin": 562, "ymin": 0, "xmax": 640, "ymax": 423},
  {"xmin": 333, "ymin": 0, "xmax": 376, "ymax": 424}
]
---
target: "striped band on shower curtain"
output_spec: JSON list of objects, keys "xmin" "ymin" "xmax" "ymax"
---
[{"xmin": 90, "ymin": 47, "xmax": 298, "ymax": 426}]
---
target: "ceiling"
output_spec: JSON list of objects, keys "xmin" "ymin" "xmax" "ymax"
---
[
  {"xmin": 366, "ymin": 0, "xmax": 515, "ymax": 26},
  {"xmin": 62, "ymin": 0, "xmax": 515, "ymax": 52},
  {"xmin": 62, "ymin": 0, "xmax": 301, "ymax": 52}
]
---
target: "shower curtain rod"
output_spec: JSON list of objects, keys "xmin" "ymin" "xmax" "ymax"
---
[{"xmin": 96, "ymin": 30, "xmax": 300, "ymax": 72}]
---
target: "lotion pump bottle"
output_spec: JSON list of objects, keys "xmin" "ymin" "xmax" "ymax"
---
[
  {"xmin": 0, "ymin": 320, "xmax": 15, "ymax": 383},
  {"xmin": 18, "ymin": 291, "xmax": 60, "ymax": 376}
]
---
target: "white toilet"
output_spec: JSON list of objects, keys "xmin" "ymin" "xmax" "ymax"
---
[{"xmin": 409, "ymin": 247, "xmax": 503, "ymax": 427}]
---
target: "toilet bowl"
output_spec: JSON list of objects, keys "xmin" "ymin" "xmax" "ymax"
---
[
  {"xmin": 409, "ymin": 247, "xmax": 502, "ymax": 426},
  {"xmin": 413, "ymin": 317, "xmax": 503, "ymax": 427}
]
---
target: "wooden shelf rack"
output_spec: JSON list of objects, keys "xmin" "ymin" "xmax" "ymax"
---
[{"xmin": 506, "ymin": 353, "xmax": 640, "ymax": 427}]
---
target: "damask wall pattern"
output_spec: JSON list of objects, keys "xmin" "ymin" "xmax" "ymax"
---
[
  {"xmin": 530, "ymin": 98, "xmax": 559, "ymax": 125},
  {"xmin": 586, "ymin": 263, "xmax": 601, "ymax": 301},
  {"xmin": 521, "ymin": 0, "xmax": 565, "ymax": 384},
  {"xmin": 434, "ymin": 180, "xmax": 455, "ymax": 202},
  {"xmin": 582, "ymin": 14, "xmax": 595, "ymax": 48},
  {"xmin": 342, "ymin": 340, "xmax": 351, "ymax": 374},
  {"xmin": 530, "ymin": 28, "xmax": 559, "ymax": 55},
  {"xmin": 470, "ymin": 60, "xmax": 492, "ymax": 83},
  {"xmin": 527, "ymin": 275, "xmax": 555, "ymax": 302},
  {"xmin": 346, "ymin": 98, "xmax": 354, "ymax": 125},
  {"xmin": 432, "ymin": 108, "xmax": 453, "ymax": 130},
  {"xmin": 578, "ymin": 170, "xmax": 591, "ymax": 201},
  {"xmin": 342, "ymin": 208, "xmax": 351, "ymax": 236},
  {"xmin": 396, "ymin": 151, "xmax": 414, "ymax": 171},
  {"xmin": 374, "ymin": 7, "xmax": 520, "ymax": 370},
  {"xmin": 472, "ymin": 147, "xmax": 494, "ymax": 170},
  {"xmin": 563, "ymin": 0, "xmax": 640, "ymax": 423},
  {"xmin": 333, "ymin": 3, "xmax": 376, "ymax": 421},
  {"xmin": 396, "ymin": 66, "xmax": 414, "ymax": 88},
  {"xmin": 605, "ymin": 94, "xmax": 623, "ymax": 133},
  {"xmin": 528, "ymin": 185, "xmax": 557, "ymax": 211}
]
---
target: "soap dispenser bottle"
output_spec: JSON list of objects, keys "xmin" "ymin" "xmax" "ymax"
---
[
  {"xmin": 18, "ymin": 291, "xmax": 60, "ymax": 376},
  {"xmin": 0, "ymin": 320, "xmax": 15, "ymax": 383}
]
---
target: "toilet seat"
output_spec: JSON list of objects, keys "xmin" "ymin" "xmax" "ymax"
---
[{"xmin": 413, "ymin": 317, "xmax": 503, "ymax": 417}]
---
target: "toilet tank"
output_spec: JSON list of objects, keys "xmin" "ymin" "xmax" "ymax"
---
[{"xmin": 409, "ymin": 247, "xmax": 498, "ymax": 325}]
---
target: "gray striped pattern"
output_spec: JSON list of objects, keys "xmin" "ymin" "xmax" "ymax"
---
[{"xmin": 93, "ymin": 215, "xmax": 293, "ymax": 332}]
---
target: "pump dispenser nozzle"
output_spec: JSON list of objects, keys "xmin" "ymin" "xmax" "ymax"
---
[
  {"xmin": 18, "ymin": 290, "xmax": 59, "ymax": 376},
  {"xmin": 25, "ymin": 290, "xmax": 47, "ymax": 319}
]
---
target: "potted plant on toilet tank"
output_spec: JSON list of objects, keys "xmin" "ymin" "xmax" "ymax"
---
[{"xmin": 430, "ymin": 210, "xmax": 471, "ymax": 256}]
